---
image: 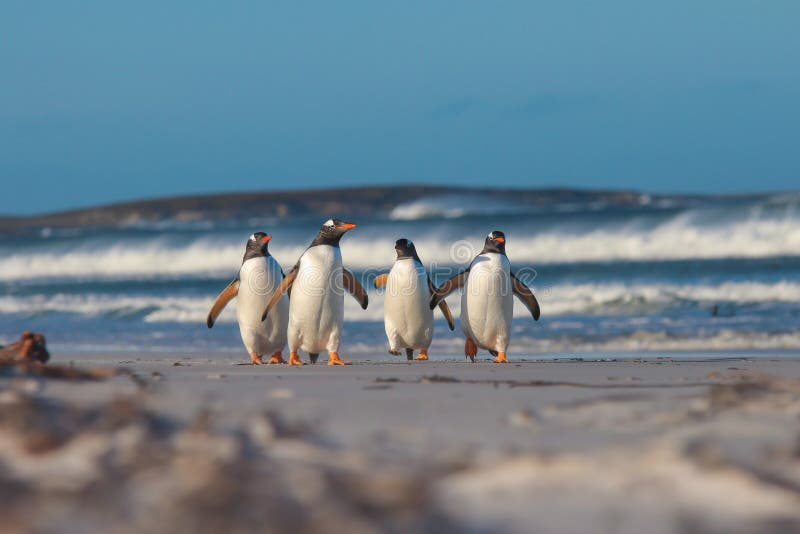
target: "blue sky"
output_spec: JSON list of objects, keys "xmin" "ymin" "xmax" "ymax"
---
[{"xmin": 2, "ymin": 1, "xmax": 799, "ymax": 214}]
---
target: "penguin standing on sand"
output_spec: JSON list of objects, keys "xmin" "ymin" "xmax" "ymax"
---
[
  {"xmin": 430, "ymin": 231, "xmax": 540, "ymax": 363},
  {"xmin": 261, "ymin": 219, "xmax": 368, "ymax": 366},
  {"xmin": 374, "ymin": 239, "xmax": 455, "ymax": 361},
  {"xmin": 207, "ymin": 232, "xmax": 289, "ymax": 365}
]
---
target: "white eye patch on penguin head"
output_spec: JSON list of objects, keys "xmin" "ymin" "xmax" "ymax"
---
[
  {"xmin": 489, "ymin": 230, "xmax": 505, "ymax": 243},
  {"xmin": 320, "ymin": 218, "xmax": 356, "ymax": 233},
  {"xmin": 482, "ymin": 230, "xmax": 506, "ymax": 254},
  {"xmin": 247, "ymin": 232, "xmax": 271, "ymax": 246}
]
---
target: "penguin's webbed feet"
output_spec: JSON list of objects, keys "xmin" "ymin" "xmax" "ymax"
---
[
  {"xmin": 250, "ymin": 353, "xmax": 265, "ymax": 365},
  {"xmin": 415, "ymin": 350, "xmax": 429, "ymax": 361},
  {"xmin": 492, "ymin": 352, "xmax": 509, "ymax": 364},
  {"xmin": 328, "ymin": 352, "xmax": 351, "ymax": 366},
  {"xmin": 289, "ymin": 351, "xmax": 304, "ymax": 366},
  {"xmin": 268, "ymin": 351, "xmax": 287, "ymax": 364},
  {"xmin": 388, "ymin": 348, "xmax": 401, "ymax": 356}
]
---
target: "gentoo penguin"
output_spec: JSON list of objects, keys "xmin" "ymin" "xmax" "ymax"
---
[
  {"xmin": 430, "ymin": 231, "xmax": 540, "ymax": 363},
  {"xmin": 374, "ymin": 239, "xmax": 455, "ymax": 361},
  {"xmin": 206, "ymin": 232, "xmax": 289, "ymax": 365},
  {"xmin": 261, "ymin": 219, "xmax": 368, "ymax": 366}
]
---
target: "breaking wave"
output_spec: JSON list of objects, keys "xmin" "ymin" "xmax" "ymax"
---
[
  {"xmin": 388, "ymin": 194, "xmax": 530, "ymax": 220},
  {"xmin": 1, "ymin": 210, "xmax": 798, "ymax": 281},
  {"xmin": 0, "ymin": 240, "xmax": 309, "ymax": 281},
  {"xmin": 2, "ymin": 280, "xmax": 796, "ymax": 324},
  {"xmin": 503, "ymin": 212, "xmax": 800, "ymax": 265},
  {"xmin": 539, "ymin": 280, "xmax": 800, "ymax": 315}
]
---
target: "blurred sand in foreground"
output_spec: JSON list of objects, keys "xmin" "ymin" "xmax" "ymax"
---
[{"xmin": 1, "ymin": 353, "xmax": 799, "ymax": 533}]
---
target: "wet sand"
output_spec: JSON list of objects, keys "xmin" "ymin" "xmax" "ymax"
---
[{"xmin": 2, "ymin": 352, "xmax": 800, "ymax": 533}]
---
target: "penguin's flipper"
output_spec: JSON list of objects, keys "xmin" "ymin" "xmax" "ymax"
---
[
  {"xmin": 428, "ymin": 276, "xmax": 455, "ymax": 330},
  {"xmin": 373, "ymin": 273, "xmax": 389, "ymax": 289},
  {"xmin": 282, "ymin": 268, "xmax": 294, "ymax": 298},
  {"xmin": 261, "ymin": 267, "xmax": 297, "ymax": 321},
  {"xmin": 429, "ymin": 269, "xmax": 469, "ymax": 309},
  {"xmin": 511, "ymin": 272, "xmax": 541, "ymax": 321},
  {"xmin": 343, "ymin": 268, "xmax": 369, "ymax": 310},
  {"xmin": 438, "ymin": 300, "xmax": 456, "ymax": 331},
  {"xmin": 207, "ymin": 278, "xmax": 240, "ymax": 328}
]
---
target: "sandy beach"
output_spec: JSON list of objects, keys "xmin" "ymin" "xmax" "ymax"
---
[
  {"xmin": 4, "ymin": 0, "xmax": 799, "ymax": 531},
  {"xmin": 2, "ymin": 352, "xmax": 800, "ymax": 533}
]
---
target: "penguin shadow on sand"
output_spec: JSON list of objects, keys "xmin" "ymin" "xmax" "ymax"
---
[{"xmin": 373, "ymin": 238, "xmax": 455, "ymax": 362}]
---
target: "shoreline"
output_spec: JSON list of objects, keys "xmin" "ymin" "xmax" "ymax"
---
[{"xmin": 49, "ymin": 347, "xmax": 800, "ymax": 360}]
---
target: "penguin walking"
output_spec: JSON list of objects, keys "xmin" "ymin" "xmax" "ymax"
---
[
  {"xmin": 430, "ymin": 231, "xmax": 540, "ymax": 363},
  {"xmin": 207, "ymin": 232, "xmax": 289, "ymax": 365},
  {"xmin": 374, "ymin": 239, "xmax": 455, "ymax": 361},
  {"xmin": 261, "ymin": 219, "xmax": 368, "ymax": 366}
]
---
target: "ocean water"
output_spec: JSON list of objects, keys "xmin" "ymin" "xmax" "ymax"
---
[{"xmin": 1, "ymin": 192, "xmax": 799, "ymax": 358}]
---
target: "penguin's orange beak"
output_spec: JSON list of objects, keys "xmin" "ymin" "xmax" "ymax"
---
[
  {"xmin": 261, "ymin": 235, "xmax": 272, "ymax": 242},
  {"xmin": 337, "ymin": 223, "xmax": 356, "ymax": 230},
  {"xmin": 494, "ymin": 236, "xmax": 505, "ymax": 243}
]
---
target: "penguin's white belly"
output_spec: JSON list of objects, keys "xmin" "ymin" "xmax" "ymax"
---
[
  {"xmin": 237, "ymin": 257, "xmax": 289, "ymax": 355},
  {"xmin": 288, "ymin": 246, "xmax": 344, "ymax": 353},
  {"xmin": 460, "ymin": 254, "xmax": 513, "ymax": 352},
  {"xmin": 384, "ymin": 261, "xmax": 433, "ymax": 350}
]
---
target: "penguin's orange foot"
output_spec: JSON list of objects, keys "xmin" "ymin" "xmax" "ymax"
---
[
  {"xmin": 328, "ymin": 352, "xmax": 351, "ymax": 366},
  {"xmin": 268, "ymin": 351, "xmax": 286, "ymax": 364},
  {"xmin": 289, "ymin": 351, "xmax": 304, "ymax": 366},
  {"xmin": 415, "ymin": 350, "xmax": 429, "ymax": 361},
  {"xmin": 465, "ymin": 338, "xmax": 478, "ymax": 363},
  {"xmin": 250, "ymin": 353, "xmax": 265, "ymax": 365},
  {"xmin": 493, "ymin": 352, "xmax": 509, "ymax": 364}
]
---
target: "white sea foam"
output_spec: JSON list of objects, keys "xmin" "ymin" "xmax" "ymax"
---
[
  {"xmin": 502, "ymin": 212, "xmax": 800, "ymax": 264},
  {"xmin": 0, "ymin": 292, "xmax": 384, "ymax": 324},
  {"xmin": 0, "ymin": 293, "xmax": 228, "ymax": 324},
  {"xmin": 538, "ymin": 280, "xmax": 800, "ymax": 315},
  {"xmin": 1, "ymin": 208, "xmax": 798, "ymax": 281},
  {"xmin": 498, "ymin": 330, "xmax": 800, "ymax": 353},
  {"xmin": 389, "ymin": 195, "xmax": 525, "ymax": 220},
  {"xmin": 1, "ymin": 280, "xmax": 796, "ymax": 325},
  {"xmin": 0, "ymin": 240, "xmax": 310, "ymax": 281}
]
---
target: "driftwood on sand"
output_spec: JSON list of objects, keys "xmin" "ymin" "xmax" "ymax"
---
[
  {"xmin": 0, "ymin": 331, "xmax": 50, "ymax": 364},
  {"xmin": 0, "ymin": 331, "xmax": 125, "ymax": 382}
]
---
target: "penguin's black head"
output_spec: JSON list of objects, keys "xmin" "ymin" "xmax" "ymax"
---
[
  {"xmin": 482, "ymin": 230, "xmax": 506, "ymax": 254},
  {"xmin": 243, "ymin": 232, "xmax": 272, "ymax": 262},
  {"xmin": 311, "ymin": 218, "xmax": 357, "ymax": 247},
  {"xmin": 394, "ymin": 238, "xmax": 420, "ymax": 261}
]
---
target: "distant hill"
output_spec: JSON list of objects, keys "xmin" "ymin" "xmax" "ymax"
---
[{"xmin": 0, "ymin": 185, "xmax": 701, "ymax": 233}]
